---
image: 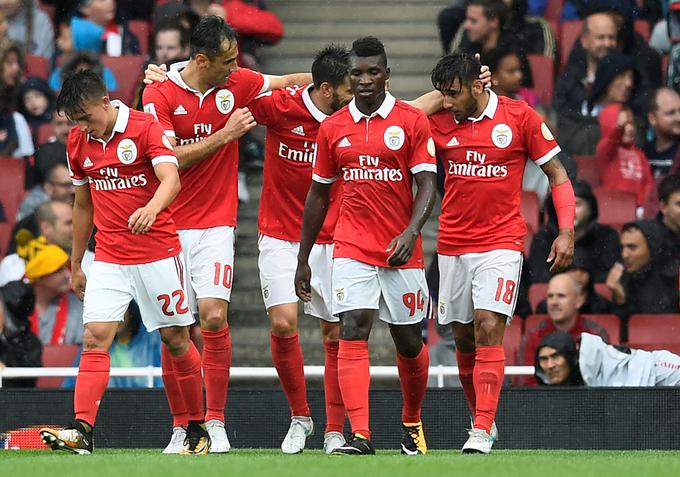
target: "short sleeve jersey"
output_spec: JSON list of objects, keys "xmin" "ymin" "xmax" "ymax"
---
[
  {"xmin": 249, "ymin": 84, "xmax": 340, "ymax": 244},
  {"xmin": 142, "ymin": 63, "xmax": 268, "ymax": 229},
  {"xmin": 66, "ymin": 101, "xmax": 181, "ymax": 265},
  {"xmin": 429, "ymin": 91, "xmax": 560, "ymax": 255},
  {"xmin": 313, "ymin": 93, "xmax": 437, "ymax": 268}
]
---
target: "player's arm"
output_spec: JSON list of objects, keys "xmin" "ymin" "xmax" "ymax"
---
[
  {"xmin": 541, "ymin": 157, "xmax": 575, "ymax": 272},
  {"xmin": 71, "ymin": 184, "xmax": 94, "ymax": 301},
  {"xmin": 128, "ymin": 162, "xmax": 181, "ymax": 235},
  {"xmin": 387, "ymin": 171, "xmax": 437, "ymax": 266},
  {"xmin": 265, "ymin": 72, "xmax": 313, "ymax": 91}
]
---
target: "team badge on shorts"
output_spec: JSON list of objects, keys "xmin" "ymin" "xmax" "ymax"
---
[
  {"xmin": 384, "ymin": 125, "xmax": 405, "ymax": 151},
  {"xmin": 491, "ymin": 123, "xmax": 512, "ymax": 149},
  {"xmin": 263, "ymin": 285, "xmax": 270, "ymax": 300},
  {"xmin": 438, "ymin": 300, "xmax": 446, "ymax": 318},
  {"xmin": 335, "ymin": 287, "xmax": 345, "ymax": 303},
  {"xmin": 216, "ymin": 89, "xmax": 235, "ymax": 114},
  {"xmin": 117, "ymin": 139, "xmax": 138, "ymax": 164}
]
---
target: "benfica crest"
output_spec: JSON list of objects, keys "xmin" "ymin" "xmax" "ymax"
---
[
  {"xmin": 216, "ymin": 89, "xmax": 235, "ymax": 114},
  {"xmin": 117, "ymin": 139, "xmax": 138, "ymax": 164}
]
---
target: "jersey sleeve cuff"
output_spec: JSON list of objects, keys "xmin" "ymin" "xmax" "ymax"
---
[
  {"xmin": 312, "ymin": 173, "xmax": 338, "ymax": 184},
  {"xmin": 151, "ymin": 155, "xmax": 179, "ymax": 167},
  {"xmin": 260, "ymin": 74, "xmax": 271, "ymax": 95},
  {"xmin": 533, "ymin": 145, "xmax": 561, "ymax": 166},
  {"xmin": 72, "ymin": 178, "xmax": 89, "ymax": 186},
  {"xmin": 410, "ymin": 163, "xmax": 438, "ymax": 174}
]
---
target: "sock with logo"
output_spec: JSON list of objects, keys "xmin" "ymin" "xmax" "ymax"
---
[
  {"xmin": 202, "ymin": 326, "xmax": 231, "ymax": 422},
  {"xmin": 396, "ymin": 344, "xmax": 429, "ymax": 424},
  {"xmin": 473, "ymin": 345, "xmax": 505, "ymax": 433},
  {"xmin": 170, "ymin": 342, "xmax": 205, "ymax": 422},
  {"xmin": 337, "ymin": 340, "xmax": 371, "ymax": 440},
  {"xmin": 323, "ymin": 340, "xmax": 345, "ymax": 433},
  {"xmin": 161, "ymin": 343, "xmax": 189, "ymax": 428},
  {"xmin": 271, "ymin": 332, "xmax": 310, "ymax": 417},
  {"xmin": 456, "ymin": 349, "xmax": 477, "ymax": 415},
  {"xmin": 74, "ymin": 350, "xmax": 110, "ymax": 427}
]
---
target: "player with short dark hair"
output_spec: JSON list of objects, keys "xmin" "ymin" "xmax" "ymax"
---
[
  {"xmin": 429, "ymin": 53, "xmax": 574, "ymax": 453},
  {"xmin": 40, "ymin": 70, "xmax": 208, "ymax": 455},
  {"xmin": 295, "ymin": 37, "xmax": 437, "ymax": 456}
]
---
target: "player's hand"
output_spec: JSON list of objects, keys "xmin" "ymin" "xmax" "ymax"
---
[
  {"xmin": 71, "ymin": 266, "xmax": 87, "ymax": 301},
  {"xmin": 144, "ymin": 63, "xmax": 168, "ymax": 85},
  {"xmin": 387, "ymin": 227, "xmax": 418, "ymax": 267},
  {"xmin": 475, "ymin": 53, "xmax": 492, "ymax": 89},
  {"xmin": 546, "ymin": 229, "xmax": 574, "ymax": 272},
  {"xmin": 222, "ymin": 107, "xmax": 257, "ymax": 143},
  {"xmin": 294, "ymin": 260, "xmax": 313, "ymax": 302},
  {"xmin": 128, "ymin": 205, "xmax": 158, "ymax": 234}
]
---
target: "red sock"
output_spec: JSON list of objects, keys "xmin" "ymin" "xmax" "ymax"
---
[
  {"xmin": 161, "ymin": 344, "xmax": 189, "ymax": 428},
  {"xmin": 456, "ymin": 349, "xmax": 477, "ymax": 415},
  {"xmin": 271, "ymin": 333, "xmax": 310, "ymax": 417},
  {"xmin": 202, "ymin": 327, "xmax": 231, "ymax": 422},
  {"xmin": 74, "ymin": 350, "xmax": 110, "ymax": 427},
  {"xmin": 473, "ymin": 345, "xmax": 505, "ymax": 433},
  {"xmin": 323, "ymin": 340, "xmax": 344, "ymax": 433},
  {"xmin": 337, "ymin": 340, "xmax": 370, "ymax": 439},
  {"xmin": 170, "ymin": 342, "xmax": 204, "ymax": 422},
  {"xmin": 396, "ymin": 344, "xmax": 429, "ymax": 423}
]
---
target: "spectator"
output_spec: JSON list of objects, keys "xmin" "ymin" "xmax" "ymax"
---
[
  {"xmin": 30, "ymin": 110, "xmax": 71, "ymax": 187},
  {"xmin": 17, "ymin": 162, "xmax": 73, "ymax": 222},
  {"xmin": 48, "ymin": 50, "xmax": 117, "ymax": 92},
  {"xmin": 645, "ymin": 87, "xmax": 680, "ymax": 180},
  {"xmin": 486, "ymin": 46, "xmax": 540, "ymax": 107},
  {"xmin": 0, "ymin": 0, "xmax": 55, "ymax": 58},
  {"xmin": 648, "ymin": 174, "xmax": 680, "ymax": 278},
  {"xmin": 0, "ymin": 37, "xmax": 23, "ymax": 105},
  {"xmin": 605, "ymin": 221, "xmax": 679, "ymax": 322},
  {"xmin": 0, "ymin": 11, "xmax": 9, "ymax": 42},
  {"xmin": 0, "ymin": 86, "xmax": 34, "ymax": 159},
  {"xmin": 19, "ymin": 236, "xmax": 81, "ymax": 345},
  {"xmin": 503, "ymin": 0, "xmax": 556, "ymax": 58},
  {"xmin": 596, "ymin": 103, "xmax": 653, "ymax": 209},
  {"xmin": 18, "ymin": 76, "xmax": 55, "ymax": 133},
  {"xmin": 535, "ymin": 265, "xmax": 617, "ymax": 315},
  {"xmin": 528, "ymin": 180, "xmax": 621, "ymax": 284},
  {"xmin": 152, "ymin": 20, "xmax": 189, "ymax": 65},
  {"xmin": 536, "ymin": 331, "xmax": 680, "ymax": 386},
  {"xmin": 519, "ymin": 272, "xmax": 610, "ymax": 367},
  {"xmin": 0, "ymin": 279, "xmax": 41, "ymax": 387}
]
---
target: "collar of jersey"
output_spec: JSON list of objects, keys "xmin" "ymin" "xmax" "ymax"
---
[
  {"xmin": 302, "ymin": 85, "xmax": 328, "ymax": 123},
  {"xmin": 348, "ymin": 92, "xmax": 396, "ymax": 123},
  {"xmin": 87, "ymin": 100, "xmax": 130, "ymax": 143},
  {"xmin": 167, "ymin": 60, "xmax": 217, "ymax": 96},
  {"xmin": 456, "ymin": 90, "xmax": 499, "ymax": 124}
]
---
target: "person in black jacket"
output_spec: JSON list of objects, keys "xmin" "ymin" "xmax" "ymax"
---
[{"xmin": 528, "ymin": 180, "xmax": 621, "ymax": 284}]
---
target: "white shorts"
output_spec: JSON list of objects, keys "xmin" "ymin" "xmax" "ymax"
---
[
  {"xmin": 257, "ymin": 234, "xmax": 336, "ymax": 322},
  {"xmin": 179, "ymin": 226, "xmax": 235, "ymax": 313},
  {"xmin": 438, "ymin": 249, "xmax": 523, "ymax": 325},
  {"xmin": 332, "ymin": 258, "xmax": 429, "ymax": 325},
  {"xmin": 83, "ymin": 255, "xmax": 194, "ymax": 331}
]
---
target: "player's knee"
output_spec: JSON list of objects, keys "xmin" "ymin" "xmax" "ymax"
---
[
  {"xmin": 82, "ymin": 328, "xmax": 111, "ymax": 352},
  {"xmin": 269, "ymin": 309, "xmax": 298, "ymax": 337},
  {"xmin": 341, "ymin": 320, "xmax": 370, "ymax": 341},
  {"xmin": 321, "ymin": 322, "xmax": 341, "ymax": 342},
  {"xmin": 475, "ymin": 315, "xmax": 504, "ymax": 346},
  {"xmin": 159, "ymin": 327, "xmax": 190, "ymax": 354},
  {"xmin": 200, "ymin": 308, "xmax": 227, "ymax": 331}
]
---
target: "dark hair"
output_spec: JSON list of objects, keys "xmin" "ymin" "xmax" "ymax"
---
[
  {"xmin": 468, "ymin": 0, "xmax": 509, "ymax": 29},
  {"xmin": 657, "ymin": 173, "xmax": 680, "ymax": 203},
  {"xmin": 311, "ymin": 44, "xmax": 350, "ymax": 88},
  {"xmin": 484, "ymin": 47, "xmax": 520, "ymax": 74},
  {"xmin": 431, "ymin": 53, "xmax": 481, "ymax": 91},
  {"xmin": 56, "ymin": 70, "xmax": 107, "ymax": 117},
  {"xmin": 621, "ymin": 221, "xmax": 643, "ymax": 235},
  {"xmin": 59, "ymin": 51, "xmax": 104, "ymax": 84},
  {"xmin": 189, "ymin": 15, "xmax": 237, "ymax": 60},
  {"xmin": 350, "ymin": 36, "xmax": 387, "ymax": 67},
  {"xmin": 155, "ymin": 20, "xmax": 190, "ymax": 50}
]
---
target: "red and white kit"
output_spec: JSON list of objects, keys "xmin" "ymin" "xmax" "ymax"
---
[
  {"xmin": 250, "ymin": 84, "xmax": 340, "ymax": 321},
  {"xmin": 429, "ymin": 91, "xmax": 561, "ymax": 323},
  {"xmin": 66, "ymin": 101, "xmax": 193, "ymax": 331},
  {"xmin": 313, "ymin": 93, "xmax": 437, "ymax": 324}
]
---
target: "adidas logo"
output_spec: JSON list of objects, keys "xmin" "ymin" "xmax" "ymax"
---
[
  {"xmin": 173, "ymin": 104, "xmax": 188, "ymax": 115},
  {"xmin": 291, "ymin": 125, "xmax": 305, "ymax": 136},
  {"xmin": 338, "ymin": 137, "xmax": 351, "ymax": 148},
  {"xmin": 447, "ymin": 136, "xmax": 459, "ymax": 146},
  {"xmin": 83, "ymin": 157, "xmax": 93, "ymax": 168}
]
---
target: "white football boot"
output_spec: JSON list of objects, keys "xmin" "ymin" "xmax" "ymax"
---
[
  {"xmin": 281, "ymin": 416, "xmax": 314, "ymax": 454},
  {"xmin": 162, "ymin": 427, "xmax": 186, "ymax": 454},
  {"xmin": 206, "ymin": 420, "xmax": 231, "ymax": 453}
]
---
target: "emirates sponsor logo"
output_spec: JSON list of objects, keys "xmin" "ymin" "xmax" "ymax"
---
[
  {"xmin": 278, "ymin": 141, "xmax": 316, "ymax": 163},
  {"xmin": 91, "ymin": 166, "xmax": 148, "ymax": 191},
  {"xmin": 447, "ymin": 150, "xmax": 508, "ymax": 178},
  {"xmin": 342, "ymin": 154, "xmax": 404, "ymax": 182}
]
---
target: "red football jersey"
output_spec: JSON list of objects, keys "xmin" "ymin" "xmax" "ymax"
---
[
  {"xmin": 313, "ymin": 93, "xmax": 437, "ymax": 268},
  {"xmin": 142, "ymin": 63, "xmax": 268, "ymax": 229},
  {"xmin": 250, "ymin": 84, "xmax": 340, "ymax": 244},
  {"xmin": 429, "ymin": 91, "xmax": 561, "ymax": 255},
  {"xmin": 66, "ymin": 101, "xmax": 181, "ymax": 265}
]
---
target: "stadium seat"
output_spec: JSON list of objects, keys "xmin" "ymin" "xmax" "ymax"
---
[
  {"xmin": 575, "ymin": 155, "xmax": 600, "ymax": 187},
  {"xmin": 593, "ymin": 283, "xmax": 612, "ymax": 301},
  {"xmin": 559, "ymin": 20, "xmax": 583, "ymax": 72},
  {"xmin": 527, "ymin": 54, "xmax": 555, "ymax": 105},
  {"xmin": 524, "ymin": 229, "xmax": 534, "ymax": 255},
  {"xmin": 593, "ymin": 188, "xmax": 637, "ymax": 227},
  {"xmin": 36, "ymin": 123, "xmax": 54, "ymax": 146},
  {"xmin": 0, "ymin": 157, "xmax": 26, "ymax": 227},
  {"xmin": 520, "ymin": 190, "xmax": 540, "ymax": 233},
  {"xmin": 662, "ymin": 54, "xmax": 669, "ymax": 79},
  {"xmin": 525, "ymin": 313, "xmax": 548, "ymax": 331},
  {"xmin": 634, "ymin": 20, "xmax": 651, "ymax": 42},
  {"xmin": 128, "ymin": 20, "xmax": 151, "ymax": 56},
  {"xmin": 544, "ymin": 0, "xmax": 564, "ymax": 21},
  {"xmin": 100, "ymin": 55, "xmax": 145, "ymax": 105},
  {"xmin": 37, "ymin": 344, "xmax": 81, "ymax": 388},
  {"xmin": 528, "ymin": 284, "xmax": 548, "ymax": 312},
  {"xmin": 627, "ymin": 314, "xmax": 680, "ymax": 354},
  {"xmin": 504, "ymin": 317, "xmax": 523, "ymax": 365},
  {"xmin": 25, "ymin": 55, "xmax": 49, "ymax": 80},
  {"xmin": 582, "ymin": 314, "xmax": 621, "ymax": 344},
  {"xmin": 0, "ymin": 222, "xmax": 11, "ymax": 256}
]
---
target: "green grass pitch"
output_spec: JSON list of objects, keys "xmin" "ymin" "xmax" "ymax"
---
[{"xmin": 2, "ymin": 449, "xmax": 680, "ymax": 477}]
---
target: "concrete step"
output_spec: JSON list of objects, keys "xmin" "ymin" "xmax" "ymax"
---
[
  {"xmin": 263, "ymin": 37, "xmax": 441, "ymax": 58},
  {"xmin": 279, "ymin": 21, "xmax": 439, "ymax": 40},
  {"xmin": 269, "ymin": 4, "xmax": 444, "ymax": 23}
]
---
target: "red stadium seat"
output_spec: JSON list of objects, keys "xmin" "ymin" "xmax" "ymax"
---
[
  {"xmin": 634, "ymin": 20, "xmax": 651, "ymax": 42},
  {"xmin": 0, "ymin": 157, "xmax": 26, "ymax": 227},
  {"xmin": 525, "ymin": 313, "xmax": 548, "ymax": 331},
  {"xmin": 25, "ymin": 55, "xmax": 49, "ymax": 80},
  {"xmin": 582, "ymin": 314, "xmax": 621, "ymax": 344},
  {"xmin": 544, "ymin": 0, "xmax": 564, "ymax": 22},
  {"xmin": 559, "ymin": 20, "xmax": 583, "ymax": 72},
  {"xmin": 100, "ymin": 55, "xmax": 145, "ymax": 105},
  {"xmin": 524, "ymin": 229, "xmax": 534, "ymax": 255},
  {"xmin": 36, "ymin": 123, "xmax": 54, "ymax": 146},
  {"xmin": 662, "ymin": 54, "xmax": 669, "ymax": 79},
  {"xmin": 527, "ymin": 54, "xmax": 555, "ymax": 105},
  {"xmin": 546, "ymin": 19, "xmax": 560, "ymax": 41},
  {"xmin": 0, "ymin": 222, "xmax": 11, "ymax": 256},
  {"xmin": 528, "ymin": 284, "xmax": 548, "ymax": 312},
  {"xmin": 575, "ymin": 155, "xmax": 600, "ymax": 187},
  {"xmin": 37, "ymin": 344, "xmax": 81, "ymax": 388},
  {"xmin": 593, "ymin": 188, "xmax": 637, "ymax": 227},
  {"xmin": 504, "ymin": 317, "xmax": 523, "ymax": 365},
  {"xmin": 520, "ymin": 190, "xmax": 540, "ymax": 233},
  {"xmin": 593, "ymin": 283, "xmax": 613, "ymax": 301},
  {"xmin": 627, "ymin": 314, "xmax": 680, "ymax": 347},
  {"xmin": 128, "ymin": 20, "xmax": 151, "ymax": 56}
]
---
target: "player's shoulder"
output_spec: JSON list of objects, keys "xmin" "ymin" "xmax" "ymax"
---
[
  {"xmin": 128, "ymin": 108, "xmax": 157, "ymax": 129},
  {"xmin": 429, "ymin": 109, "xmax": 454, "ymax": 127},
  {"xmin": 324, "ymin": 104, "xmax": 352, "ymax": 126},
  {"xmin": 496, "ymin": 94, "xmax": 533, "ymax": 118},
  {"xmin": 227, "ymin": 67, "xmax": 264, "ymax": 88},
  {"xmin": 66, "ymin": 125, "xmax": 86, "ymax": 148}
]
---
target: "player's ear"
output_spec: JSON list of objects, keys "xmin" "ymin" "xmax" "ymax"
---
[
  {"xmin": 471, "ymin": 79, "xmax": 484, "ymax": 96},
  {"xmin": 385, "ymin": 66, "xmax": 391, "ymax": 80},
  {"xmin": 319, "ymin": 82, "xmax": 333, "ymax": 98}
]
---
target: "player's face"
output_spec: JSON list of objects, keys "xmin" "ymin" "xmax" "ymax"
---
[
  {"xmin": 620, "ymin": 229, "xmax": 651, "ymax": 272},
  {"xmin": 349, "ymin": 55, "xmax": 389, "ymax": 104},
  {"xmin": 660, "ymin": 191, "xmax": 680, "ymax": 231},
  {"xmin": 538, "ymin": 347, "xmax": 571, "ymax": 385},
  {"xmin": 330, "ymin": 76, "xmax": 353, "ymax": 112},
  {"xmin": 204, "ymin": 39, "xmax": 239, "ymax": 87},
  {"xmin": 493, "ymin": 54, "xmax": 523, "ymax": 95},
  {"xmin": 68, "ymin": 97, "xmax": 112, "ymax": 140},
  {"xmin": 440, "ymin": 78, "xmax": 481, "ymax": 122}
]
